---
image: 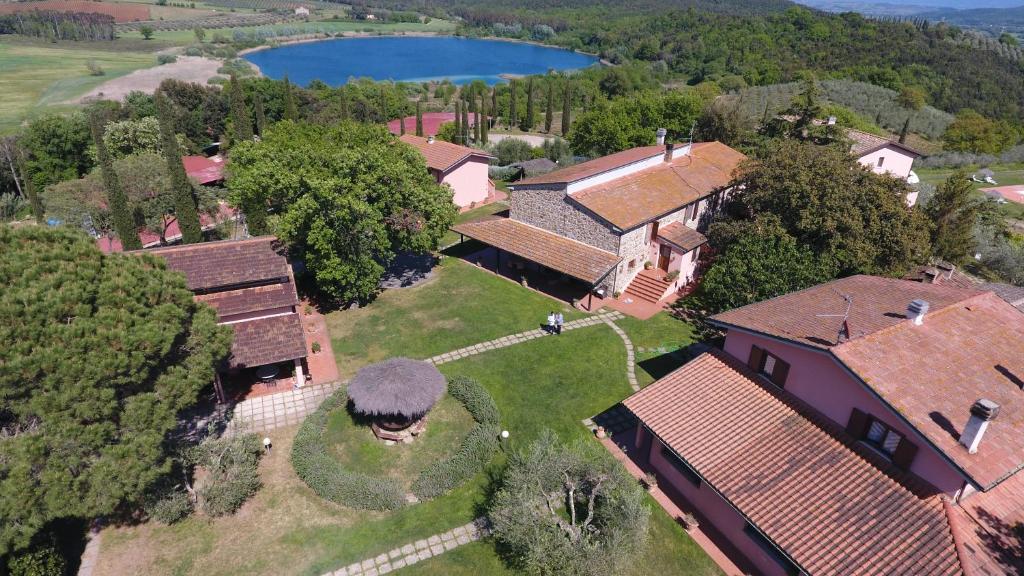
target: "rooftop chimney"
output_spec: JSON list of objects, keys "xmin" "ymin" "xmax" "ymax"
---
[
  {"xmin": 427, "ymin": 136, "xmax": 435, "ymax": 144},
  {"xmin": 656, "ymin": 128, "xmax": 667, "ymax": 145},
  {"xmin": 906, "ymin": 299, "xmax": 929, "ymax": 325},
  {"xmin": 663, "ymin": 142, "xmax": 675, "ymax": 163},
  {"xmin": 960, "ymin": 399, "xmax": 1000, "ymax": 454}
]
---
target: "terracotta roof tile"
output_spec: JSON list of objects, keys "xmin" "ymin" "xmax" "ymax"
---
[
  {"xmin": 568, "ymin": 142, "xmax": 746, "ymax": 230},
  {"xmin": 847, "ymin": 128, "xmax": 921, "ymax": 157},
  {"xmin": 657, "ymin": 222, "xmax": 707, "ymax": 251},
  {"xmin": 228, "ymin": 313, "xmax": 306, "ymax": 369},
  {"xmin": 623, "ymin": 350, "xmax": 964, "ymax": 576},
  {"xmin": 399, "ymin": 134, "xmax": 492, "ymax": 172},
  {"xmin": 147, "ymin": 236, "xmax": 290, "ymax": 292},
  {"xmin": 451, "ymin": 216, "xmax": 620, "ymax": 284},
  {"xmin": 195, "ymin": 282, "xmax": 298, "ymax": 318},
  {"xmin": 517, "ymin": 145, "xmax": 666, "ymax": 185}
]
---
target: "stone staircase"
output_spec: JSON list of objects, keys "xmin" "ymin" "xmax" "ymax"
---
[{"xmin": 624, "ymin": 269, "xmax": 672, "ymax": 304}]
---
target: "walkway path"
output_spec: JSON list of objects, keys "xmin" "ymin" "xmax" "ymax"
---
[
  {"xmin": 600, "ymin": 317, "xmax": 639, "ymax": 392},
  {"xmin": 320, "ymin": 518, "xmax": 490, "ymax": 576},
  {"xmin": 229, "ymin": 310, "xmax": 624, "ymax": 433}
]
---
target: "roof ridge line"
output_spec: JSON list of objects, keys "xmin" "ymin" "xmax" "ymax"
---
[{"xmin": 832, "ymin": 290, "xmax": 991, "ymax": 350}]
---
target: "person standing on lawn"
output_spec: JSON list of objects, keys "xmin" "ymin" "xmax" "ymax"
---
[
  {"xmin": 547, "ymin": 311, "xmax": 556, "ymax": 334},
  {"xmin": 556, "ymin": 312, "xmax": 564, "ymax": 335}
]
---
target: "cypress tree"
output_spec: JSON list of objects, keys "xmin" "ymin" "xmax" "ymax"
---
[
  {"xmin": 17, "ymin": 154, "xmax": 44, "ymax": 224},
  {"xmin": 415, "ymin": 99, "xmax": 424, "ymax": 137},
  {"xmin": 254, "ymin": 95, "xmax": 267, "ymax": 137},
  {"xmin": 545, "ymin": 80, "xmax": 554, "ymax": 133},
  {"xmin": 89, "ymin": 112, "xmax": 140, "ymax": 250},
  {"xmin": 561, "ymin": 82, "xmax": 572, "ymax": 136},
  {"xmin": 454, "ymin": 100, "xmax": 462, "ymax": 144},
  {"xmin": 522, "ymin": 77, "xmax": 535, "ymax": 132},
  {"xmin": 899, "ymin": 117, "xmax": 911, "ymax": 144},
  {"xmin": 462, "ymin": 97, "xmax": 470, "ymax": 143},
  {"xmin": 480, "ymin": 95, "xmax": 489, "ymax": 145},
  {"xmin": 400, "ymin": 113, "xmax": 406, "ymax": 135},
  {"xmin": 155, "ymin": 92, "xmax": 202, "ymax": 244},
  {"xmin": 339, "ymin": 88, "xmax": 350, "ymax": 121},
  {"xmin": 283, "ymin": 76, "xmax": 298, "ymax": 121},
  {"xmin": 509, "ymin": 79, "xmax": 517, "ymax": 129},
  {"xmin": 228, "ymin": 74, "xmax": 253, "ymax": 142},
  {"xmin": 474, "ymin": 103, "xmax": 481, "ymax": 144},
  {"xmin": 490, "ymin": 87, "xmax": 497, "ymax": 126}
]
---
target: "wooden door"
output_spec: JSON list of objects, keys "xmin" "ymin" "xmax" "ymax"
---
[{"xmin": 657, "ymin": 244, "xmax": 671, "ymax": 271}]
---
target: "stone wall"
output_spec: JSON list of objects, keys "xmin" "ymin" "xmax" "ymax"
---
[{"xmin": 509, "ymin": 185, "xmax": 618, "ymax": 253}]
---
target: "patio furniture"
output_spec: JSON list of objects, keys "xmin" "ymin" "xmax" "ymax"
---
[{"xmin": 256, "ymin": 365, "xmax": 280, "ymax": 382}]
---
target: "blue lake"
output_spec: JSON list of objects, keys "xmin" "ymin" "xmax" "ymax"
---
[{"xmin": 243, "ymin": 36, "xmax": 599, "ymax": 86}]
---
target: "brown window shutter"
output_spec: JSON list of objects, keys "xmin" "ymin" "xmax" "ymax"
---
[
  {"xmin": 892, "ymin": 438, "xmax": 918, "ymax": 470},
  {"xmin": 846, "ymin": 408, "xmax": 870, "ymax": 439},
  {"xmin": 770, "ymin": 358, "xmax": 790, "ymax": 388},
  {"xmin": 747, "ymin": 345, "xmax": 765, "ymax": 371}
]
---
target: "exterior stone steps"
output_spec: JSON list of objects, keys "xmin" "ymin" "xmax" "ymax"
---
[{"xmin": 624, "ymin": 270, "xmax": 672, "ymax": 304}]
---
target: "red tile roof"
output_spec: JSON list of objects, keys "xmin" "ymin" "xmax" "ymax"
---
[
  {"xmin": 516, "ymin": 145, "xmax": 665, "ymax": 186},
  {"xmin": 399, "ymin": 134, "xmax": 493, "ymax": 172},
  {"xmin": 711, "ymin": 275, "xmax": 1024, "ymax": 490},
  {"xmin": 147, "ymin": 236, "xmax": 290, "ymax": 292},
  {"xmin": 227, "ymin": 313, "xmax": 307, "ymax": 369},
  {"xmin": 657, "ymin": 221, "xmax": 707, "ymax": 252},
  {"xmin": 96, "ymin": 202, "xmax": 237, "ymax": 254},
  {"xmin": 451, "ymin": 215, "xmax": 621, "ymax": 285},
  {"xmin": 181, "ymin": 155, "xmax": 225, "ymax": 185},
  {"xmin": 846, "ymin": 128, "xmax": 922, "ymax": 158},
  {"xmin": 567, "ymin": 142, "xmax": 746, "ymax": 230},
  {"xmin": 624, "ymin": 350, "xmax": 964, "ymax": 576},
  {"xmin": 388, "ymin": 112, "xmax": 485, "ymax": 137},
  {"xmin": 195, "ymin": 283, "xmax": 298, "ymax": 317}
]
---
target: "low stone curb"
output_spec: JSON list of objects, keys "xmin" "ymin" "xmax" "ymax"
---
[
  {"xmin": 601, "ymin": 318, "xmax": 640, "ymax": 392},
  {"xmin": 323, "ymin": 518, "xmax": 491, "ymax": 576}
]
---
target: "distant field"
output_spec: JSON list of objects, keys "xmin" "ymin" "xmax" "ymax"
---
[
  {"xmin": 0, "ymin": 39, "xmax": 154, "ymax": 133},
  {"xmin": 149, "ymin": 17, "xmax": 455, "ymax": 43},
  {"xmin": 0, "ymin": 0, "xmax": 151, "ymax": 22},
  {"xmin": 917, "ymin": 164, "xmax": 1024, "ymax": 221}
]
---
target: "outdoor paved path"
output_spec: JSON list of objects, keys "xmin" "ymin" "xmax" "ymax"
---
[
  {"xmin": 426, "ymin": 310, "xmax": 624, "ymax": 366},
  {"xmin": 229, "ymin": 310, "xmax": 624, "ymax": 434},
  {"xmin": 321, "ymin": 518, "xmax": 491, "ymax": 576},
  {"xmin": 601, "ymin": 317, "xmax": 640, "ymax": 392}
]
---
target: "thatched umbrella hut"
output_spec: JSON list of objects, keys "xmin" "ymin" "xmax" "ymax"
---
[{"xmin": 348, "ymin": 357, "xmax": 446, "ymax": 436}]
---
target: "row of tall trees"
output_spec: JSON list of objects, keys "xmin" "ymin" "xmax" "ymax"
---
[{"xmin": 0, "ymin": 10, "xmax": 115, "ymax": 41}]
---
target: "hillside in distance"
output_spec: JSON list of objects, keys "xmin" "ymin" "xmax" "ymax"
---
[{"xmin": 354, "ymin": 0, "xmax": 796, "ymax": 16}]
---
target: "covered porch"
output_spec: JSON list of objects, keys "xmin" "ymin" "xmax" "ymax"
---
[
  {"xmin": 214, "ymin": 313, "xmax": 309, "ymax": 403},
  {"xmin": 451, "ymin": 216, "xmax": 621, "ymax": 310}
]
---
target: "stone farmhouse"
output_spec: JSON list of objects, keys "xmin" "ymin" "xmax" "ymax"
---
[
  {"xmin": 621, "ymin": 275, "xmax": 1024, "ymax": 575},
  {"xmin": 453, "ymin": 134, "xmax": 746, "ymax": 305},
  {"xmin": 399, "ymin": 134, "xmax": 495, "ymax": 209}
]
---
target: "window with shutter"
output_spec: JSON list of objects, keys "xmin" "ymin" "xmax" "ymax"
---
[
  {"xmin": 892, "ymin": 438, "xmax": 918, "ymax": 469},
  {"xmin": 750, "ymin": 347, "xmax": 789, "ymax": 388},
  {"xmin": 861, "ymin": 416, "xmax": 905, "ymax": 459},
  {"xmin": 846, "ymin": 408, "xmax": 871, "ymax": 438},
  {"xmin": 748, "ymin": 346, "xmax": 765, "ymax": 371}
]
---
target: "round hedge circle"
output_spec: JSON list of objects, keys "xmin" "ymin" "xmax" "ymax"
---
[{"xmin": 291, "ymin": 375, "xmax": 501, "ymax": 510}]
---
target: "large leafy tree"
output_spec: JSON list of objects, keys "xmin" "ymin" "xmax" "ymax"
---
[
  {"xmin": 19, "ymin": 112, "xmax": 93, "ymax": 191},
  {"xmin": 942, "ymin": 110, "xmax": 1019, "ymax": 154},
  {"xmin": 0, "ymin": 227, "xmax": 232, "ymax": 554},
  {"xmin": 227, "ymin": 121, "xmax": 457, "ymax": 303},
  {"xmin": 490, "ymin": 431, "xmax": 650, "ymax": 576},
  {"xmin": 569, "ymin": 90, "xmax": 706, "ymax": 156},
  {"xmin": 925, "ymin": 171, "xmax": 978, "ymax": 265},
  {"xmin": 721, "ymin": 141, "xmax": 930, "ymax": 277}
]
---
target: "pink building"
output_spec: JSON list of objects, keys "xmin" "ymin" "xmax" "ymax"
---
[
  {"xmin": 847, "ymin": 128, "xmax": 922, "ymax": 206},
  {"xmin": 399, "ymin": 134, "xmax": 494, "ymax": 208},
  {"xmin": 453, "ymin": 135, "xmax": 746, "ymax": 307},
  {"xmin": 621, "ymin": 275, "xmax": 1024, "ymax": 574}
]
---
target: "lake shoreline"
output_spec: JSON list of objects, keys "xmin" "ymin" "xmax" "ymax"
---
[{"xmin": 239, "ymin": 33, "xmax": 602, "ymax": 83}]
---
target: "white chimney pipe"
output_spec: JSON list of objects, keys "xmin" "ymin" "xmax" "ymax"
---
[
  {"xmin": 960, "ymin": 399, "xmax": 1000, "ymax": 454},
  {"xmin": 907, "ymin": 299, "xmax": 929, "ymax": 325},
  {"xmin": 656, "ymin": 128, "xmax": 667, "ymax": 145}
]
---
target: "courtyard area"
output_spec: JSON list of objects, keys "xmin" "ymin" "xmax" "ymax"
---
[{"xmin": 90, "ymin": 258, "xmax": 714, "ymax": 576}]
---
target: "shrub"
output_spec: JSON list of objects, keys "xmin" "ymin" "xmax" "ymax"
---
[
  {"xmin": 493, "ymin": 138, "xmax": 535, "ymax": 166},
  {"xmin": 193, "ymin": 433, "xmax": 263, "ymax": 517},
  {"xmin": 447, "ymin": 375, "xmax": 499, "ymax": 426},
  {"xmin": 184, "ymin": 46, "xmax": 202, "ymax": 56},
  {"xmin": 312, "ymin": 341, "xmax": 322, "ymax": 353},
  {"xmin": 7, "ymin": 536, "xmax": 65, "ymax": 576},
  {"xmin": 157, "ymin": 54, "xmax": 178, "ymax": 65},
  {"xmin": 144, "ymin": 486, "xmax": 194, "ymax": 524},
  {"xmin": 291, "ymin": 392, "xmax": 407, "ymax": 510},
  {"xmin": 85, "ymin": 59, "xmax": 104, "ymax": 76}
]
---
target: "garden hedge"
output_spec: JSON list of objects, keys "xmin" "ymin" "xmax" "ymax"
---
[{"xmin": 292, "ymin": 376, "xmax": 502, "ymax": 509}]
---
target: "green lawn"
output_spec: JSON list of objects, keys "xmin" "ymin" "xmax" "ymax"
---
[
  {"xmin": 616, "ymin": 312, "xmax": 698, "ymax": 387},
  {"xmin": 326, "ymin": 258, "xmax": 583, "ymax": 379},
  {"xmin": 916, "ymin": 164, "xmax": 1024, "ymax": 221},
  {"xmin": 0, "ymin": 39, "xmax": 155, "ymax": 133},
  {"xmin": 149, "ymin": 18, "xmax": 455, "ymax": 44}
]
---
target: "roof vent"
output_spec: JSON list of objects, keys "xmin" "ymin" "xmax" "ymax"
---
[
  {"xmin": 427, "ymin": 136, "xmax": 435, "ymax": 144},
  {"xmin": 656, "ymin": 128, "xmax": 667, "ymax": 145},
  {"xmin": 960, "ymin": 399, "xmax": 1000, "ymax": 454},
  {"xmin": 663, "ymin": 142, "xmax": 674, "ymax": 163},
  {"xmin": 906, "ymin": 299, "xmax": 929, "ymax": 325}
]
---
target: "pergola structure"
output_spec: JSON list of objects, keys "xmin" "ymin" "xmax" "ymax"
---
[{"xmin": 348, "ymin": 358, "xmax": 447, "ymax": 441}]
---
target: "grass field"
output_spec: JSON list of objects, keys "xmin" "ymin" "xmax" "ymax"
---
[
  {"xmin": 0, "ymin": 39, "xmax": 155, "ymax": 133},
  {"xmin": 148, "ymin": 17, "xmax": 456, "ymax": 44},
  {"xmin": 917, "ymin": 164, "xmax": 1024, "ymax": 221}
]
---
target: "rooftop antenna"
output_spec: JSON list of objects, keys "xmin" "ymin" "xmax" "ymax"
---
[
  {"xmin": 686, "ymin": 121, "xmax": 696, "ymax": 152},
  {"xmin": 816, "ymin": 291, "xmax": 853, "ymax": 345}
]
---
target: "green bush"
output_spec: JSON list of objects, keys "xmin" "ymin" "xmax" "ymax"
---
[
  {"xmin": 412, "ymin": 376, "xmax": 501, "ymax": 499},
  {"xmin": 144, "ymin": 486, "xmax": 194, "ymax": 524},
  {"xmin": 291, "ymin": 392, "xmax": 407, "ymax": 511},
  {"xmin": 194, "ymin": 433, "xmax": 263, "ymax": 517},
  {"xmin": 157, "ymin": 54, "xmax": 178, "ymax": 65},
  {"xmin": 184, "ymin": 46, "xmax": 202, "ymax": 56},
  {"xmin": 7, "ymin": 536, "xmax": 65, "ymax": 576}
]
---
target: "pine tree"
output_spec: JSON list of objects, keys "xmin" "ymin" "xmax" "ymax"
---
[
  {"xmin": 454, "ymin": 100, "xmax": 462, "ymax": 144},
  {"xmin": 926, "ymin": 171, "xmax": 978, "ymax": 265},
  {"xmin": 561, "ymin": 82, "xmax": 572, "ymax": 136},
  {"xmin": 89, "ymin": 112, "xmax": 139, "ymax": 250},
  {"xmin": 509, "ymin": 79, "xmax": 517, "ymax": 129},
  {"xmin": 480, "ymin": 95, "xmax": 489, "ymax": 145},
  {"xmin": 254, "ymin": 95, "xmax": 267, "ymax": 137},
  {"xmin": 155, "ymin": 92, "xmax": 202, "ymax": 244},
  {"xmin": 228, "ymin": 75, "xmax": 253, "ymax": 142},
  {"xmin": 283, "ymin": 75, "xmax": 298, "ymax": 121},
  {"xmin": 522, "ymin": 77, "xmax": 535, "ymax": 132},
  {"xmin": 462, "ymin": 97, "xmax": 470, "ymax": 144},
  {"xmin": 545, "ymin": 80, "xmax": 554, "ymax": 133},
  {"xmin": 415, "ymin": 99, "xmax": 424, "ymax": 137},
  {"xmin": 899, "ymin": 117, "xmax": 911, "ymax": 144}
]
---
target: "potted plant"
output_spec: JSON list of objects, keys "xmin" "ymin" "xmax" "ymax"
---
[
  {"xmin": 665, "ymin": 270, "xmax": 680, "ymax": 282},
  {"xmin": 311, "ymin": 342, "xmax": 322, "ymax": 354},
  {"xmin": 595, "ymin": 426, "xmax": 606, "ymax": 439},
  {"xmin": 679, "ymin": 512, "xmax": 699, "ymax": 530},
  {"xmin": 643, "ymin": 472, "xmax": 658, "ymax": 491},
  {"xmin": 643, "ymin": 261, "xmax": 654, "ymax": 270}
]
